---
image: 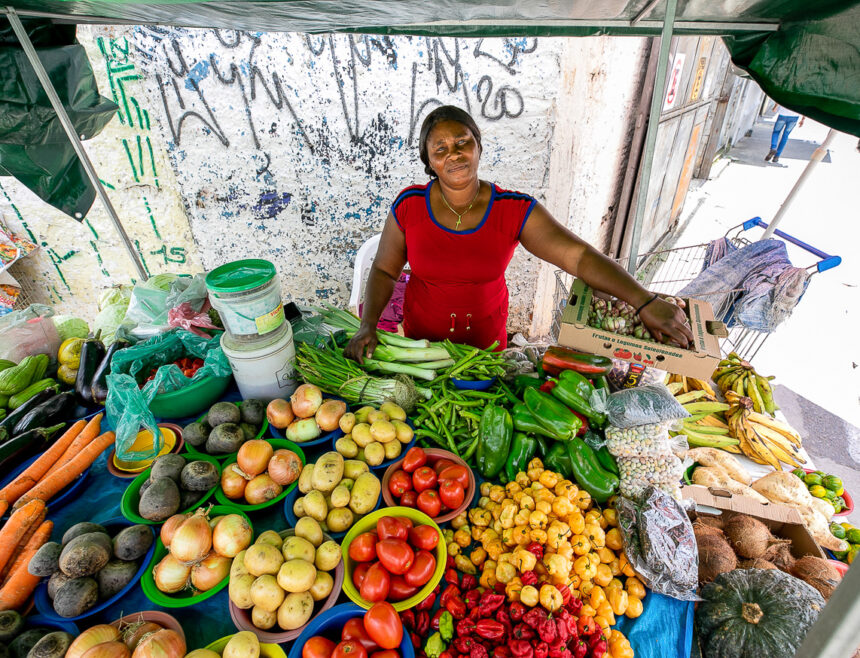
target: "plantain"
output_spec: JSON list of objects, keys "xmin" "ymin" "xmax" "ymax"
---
[
  {"xmin": 682, "ymin": 421, "xmax": 730, "ymax": 436},
  {"xmin": 681, "ymin": 427, "xmax": 740, "ymax": 448},
  {"xmin": 747, "ymin": 375, "xmax": 766, "ymax": 414},
  {"xmin": 698, "ymin": 414, "xmax": 729, "ymax": 429},
  {"xmin": 747, "ymin": 412, "xmax": 802, "ymax": 444},
  {"xmin": 666, "ymin": 381, "xmax": 684, "ymax": 395},
  {"xmin": 675, "ymin": 390, "xmax": 708, "ymax": 404},
  {"xmin": 752, "ymin": 422, "xmax": 803, "ymax": 451},
  {"xmin": 756, "ymin": 373, "xmax": 777, "ymax": 415},
  {"xmin": 684, "ymin": 401, "xmax": 731, "ymax": 415}
]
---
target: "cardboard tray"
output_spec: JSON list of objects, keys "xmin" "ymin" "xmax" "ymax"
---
[
  {"xmin": 682, "ymin": 484, "xmax": 825, "ymax": 559},
  {"xmin": 556, "ymin": 279, "xmax": 727, "ymax": 379}
]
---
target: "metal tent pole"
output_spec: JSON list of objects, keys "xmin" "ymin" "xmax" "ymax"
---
[
  {"xmin": 4, "ymin": 7, "xmax": 148, "ymax": 281},
  {"xmin": 760, "ymin": 128, "xmax": 836, "ymax": 240},
  {"xmin": 625, "ymin": 0, "xmax": 678, "ymax": 275}
]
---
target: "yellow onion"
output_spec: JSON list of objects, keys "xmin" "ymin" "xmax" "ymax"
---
[
  {"xmin": 212, "ymin": 514, "xmax": 253, "ymax": 557},
  {"xmin": 244, "ymin": 473, "xmax": 282, "ymax": 505},
  {"xmin": 160, "ymin": 513, "xmax": 190, "ymax": 549},
  {"xmin": 170, "ymin": 509, "xmax": 212, "ymax": 563},
  {"xmin": 290, "ymin": 384, "xmax": 323, "ymax": 418},
  {"xmin": 268, "ymin": 449, "xmax": 302, "ymax": 486},
  {"xmin": 153, "ymin": 554, "xmax": 191, "ymax": 593},
  {"xmin": 190, "ymin": 552, "xmax": 231, "ymax": 591},
  {"xmin": 221, "ymin": 464, "xmax": 248, "ymax": 500},
  {"xmin": 81, "ymin": 641, "xmax": 131, "ymax": 658},
  {"xmin": 315, "ymin": 399, "xmax": 347, "ymax": 431},
  {"xmin": 67, "ymin": 624, "xmax": 122, "ymax": 658},
  {"xmin": 122, "ymin": 623, "xmax": 164, "ymax": 651},
  {"xmin": 131, "ymin": 629, "xmax": 186, "ymax": 658},
  {"xmin": 266, "ymin": 399, "xmax": 294, "ymax": 429},
  {"xmin": 237, "ymin": 440, "xmax": 273, "ymax": 478}
]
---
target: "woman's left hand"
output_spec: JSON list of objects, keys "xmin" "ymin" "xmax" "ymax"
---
[{"xmin": 639, "ymin": 298, "xmax": 694, "ymax": 348}]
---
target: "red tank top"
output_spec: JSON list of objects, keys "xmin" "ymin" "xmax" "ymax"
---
[{"xmin": 391, "ymin": 181, "xmax": 536, "ymax": 350}]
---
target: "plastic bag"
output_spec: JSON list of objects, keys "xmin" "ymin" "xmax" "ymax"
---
[
  {"xmin": 122, "ymin": 274, "xmax": 188, "ymax": 340},
  {"xmin": 0, "ymin": 304, "xmax": 60, "ymax": 362},
  {"xmin": 600, "ymin": 384, "xmax": 689, "ymax": 428},
  {"xmin": 105, "ymin": 329, "xmax": 231, "ymax": 461},
  {"xmin": 617, "ymin": 487, "xmax": 699, "ymax": 601},
  {"xmin": 606, "ymin": 359, "xmax": 666, "ymax": 391},
  {"xmin": 605, "ymin": 422, "xmax": 685, "ymax": 458},
  {"xmin": 93, "ymin": 285, "xmax": 131, "ymax": 346},
  {"xmin": 617, "ymin": 454, "xmax": 685, "ymax": 499}
]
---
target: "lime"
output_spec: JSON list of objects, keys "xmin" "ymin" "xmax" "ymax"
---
[
  {"xmin": 848, "ymin": 546, "xmax": 859, "ymax": 565},
  {"xmin": 846, "ymin": 528, "xmax": 860, "ymax": 544},
  {"xmin": 792, "ymin": 469, "xmax": 806, "ymax": 479},
  {"xmin": 804, "ymin": 473, "xmax": 823, "ymax": 487},
  {"xmin": 830, "ymin": 523, "xmax": 847, "ymax": 540},
  {"xmin": 814, "ymin": 470, "xmax": 826, "ymax": 477},
  {"xmin": 809, "ymin": 485, "xmax": 827, "ymax": 499},
  {"xmin": 823, "ymin": 475, "xmax": 844, "ymax": 494},
  {"xmin": 832, "ymin": 549, "xmax": 848, "ymax": 561},
  {"xmin": 835, "ymin": 496, "xmax": 846, "ymax": 510}
]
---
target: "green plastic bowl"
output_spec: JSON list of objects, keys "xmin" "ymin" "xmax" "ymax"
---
[
  {"xmin": 205, "ymin": 634, "xmax": 286, "ymax": 657},
  {"xmin": 341, "ymin": 506, "xmax": 446, "ymax": 611},
  {"xmin": 140, "ymin": 504, "xmax": 253, "ymax": 608},
  {"xmin": 148, "ymin": 373, "xmax": 233, "ymax": 419},
  {"xmin": 120, "ymin": 453, "xmax": 222, "ymax": 525},
  {"xmin": 184, "ymin": 401, "xmax": 270, "ymax": 463},
  {"xmin": 214, "ymin": 439, "xmax": 306, "ymax": 512}
]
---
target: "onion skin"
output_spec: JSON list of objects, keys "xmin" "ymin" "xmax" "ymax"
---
[
  {"xmin": 268, "ymin": 449, "xmax": 302, "ymax": 486},
  {"xmin": 160, "ymin": 513, "xmax": 190, "ymax": 549},
  {"xmin": 123, "ymin": 622, "xmax": 164, "ymax": 651},
  {"xmin": 237, "ymin": 440, "xmax": 273, "ymax": 478},
  {"xmin": 81, "ymin": 641, "xmax": 131, "ymax": 658},
  {"xmin": 244, "ymin": 473, "xmax": 282, "ymax": 505},
  {"xmin": 170, "ymin": 510, "xmax": 212, "ymax": 563},
  {"xmin": 153, "ymin": 553, "xmax": 192, "ymax": 593},
  {"xmin": 212, "ymin": 514, "xmax": 253, "ymax": 557},
  {"xmin": 221, "ymin": 464, "xmax": 248, "ymax": 500},
  {"xmin": 67, "ymin": 624, "xmax": 122, "ymax": 658},
  {"xmin": 191, "ymin": 552, "xmax": 232, "ymax": 591},
  {"xmin": 131, "ymin": 629, "xmax": 186, "ymax": 658},
  {"xmin": 266, "ymin": 399, "xmax": 295, "ymax": 429},
  {"xmin": 290, "ymin": 384, "xmax": 323, "ymax": 419}
]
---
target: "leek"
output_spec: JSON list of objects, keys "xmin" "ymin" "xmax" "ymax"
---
[
  {"xmin": 362, "ymin": 358, "xmax": 437, "ymax": 381},
  {"xmin": 372, "ymin": 344, "xmax": 450, "ymax": 363}
]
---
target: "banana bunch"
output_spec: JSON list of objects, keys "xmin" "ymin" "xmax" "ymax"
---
[
  {"xmin": 672, "ymin": 390, "xmax": 737, "ymax": 449},
  {"xmin": 666, "ymin": 373, "xmax": 716, "ymax": 398},
  {"xmin": 725, "ymin": 390, "xmax": 805, "ymax": 470},
  {"xmin": 712, "ymin": 352, "xmax": 777, "ymax": 416}
]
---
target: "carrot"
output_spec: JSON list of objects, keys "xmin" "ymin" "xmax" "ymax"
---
[
  {"xmin": 15, "ymin": 432, "xmax": 115, "ymax": 508},
  {"xmin": 0, "ymin": 419, "xmax": 87, "ymax": 506},
  {"xmin": 0, "ymin": 501, "xmax": 7, "ymax": 518},
  {"xmin": 0, "ymin": 499, "xmax": 46, "ymax": 575},
  {"xmin": 0, "ymin": 506, "xmax": 46, "ymax": 584},
  {"xmin": 0, "ymin": 520, "xmax": 52, "ymax": 610},
  {"xmin": 43, "ymin": 413, "xmax": 102, "ymax": 480}
]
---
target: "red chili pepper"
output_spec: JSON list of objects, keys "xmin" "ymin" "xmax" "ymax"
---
[
  {"xmin": 526, "ymin": 542, "xmax": 544, "ymax": 560},
  {"xmin": 576, "ymin": 616, "xmax": 596, "ymax": 637},
  {"xmin": 439, "ymin": 652, "xmax": 454, "ymax": 658},
  {"xmin": 469, "ymin": 607, "xmax": 482, "ymax": 621},
  {"xmin": 494, "ymin": 581, "xmax": 506, "ymax": 595},
  {"xmin": 539, "ymin": 380, "xmax": 557, "ymax": 394},
  {"xmin": 445, "ymin": 568, "xmax": 460, "ymax": 586},
  {"xmin": 401, "ymin": 609, "xmax": 416, "ymax": 631},
  {"xmin": 537, "ymin": 619, "xmax": 557, "ymax": 644},
  {"xmin": 591, "ymin": 640, "xmax": 608, "ymax": 658},
  {"xmin": 469, "ymin": 644, "xmax": 489, "ymax": 658},
  {"xmin": 446, "ymin": 556, "xmax": 456, "ymax": 569},
  {"xmin": 475, "ymin": 620, "xmax": 505, "ymax": 641},
  {"xmin": 565, "ymin": 597, "xmax": 583, "ymax": 616},
  {"xmin": 512, "ymin": 623, "xmax": 535, "ymax": 641},
  {"xmin": 523, "ymin": 608, "xmax": 547, "ymax": 629},
  {"xmin": 569, "ymin": 410, "xmax": 589, "ymax": 435},
  {"xmin": 454, "ymin": 638, "xmax": 474, "ymax": 654},
  {"xmin": 478, "ymin": 592, "xmax": 505, "ymax": 617},
  {"xmin": 464, "ymin": 589, "xmax": 481, "ymax": 609},
  {"xmin": 546, "ymin": 638, "xmax": 565, "ymax": 658},
  {"xmin": 509, "ymin": 640, "xmax": 534, "ymax": 658},
  {"xmin": 445, "ymin": 595, "xmax": 467, "ymax": 620},
  {"xmin": 417, "ymin": 586, "xmax": 439, "ymax": 612},
  {"xmin": 520, "ymin": 571, "xmax": 538, "ymax": 586},
  {"xmin": 461, "ymin": 574, "xmax": 477, "ymax": 591},
  {"xmin": 416, "ymin": 611, "xmax": 430, "ymax": 636},
  {"xmin": 555, "ymin": 618, "xmax": 570, "ymax": 644},
  {"xmin": 534, "ymin": 645, "xmax": 549, "ymax": 658},
  {"xmin": 410, "ymin": 632, "xmax": 423, "ymax": 649},
  {"xmin": 572, "ymin": 641, "xmax": 588, "ymax": 658},
  {"xmin": 555, "ymin": 584, "xmax": 571, "ymax": 605},
  {"xmin": 431, "ymin": 609, "xmax": 445, "ymax": 631},
  {"xmin": 495, "ymin": 648, "xmax": 512, "ymax": 658},
  {"xmin": 457, "ymin": 619, "xmax": 477, "ymax": 637}
]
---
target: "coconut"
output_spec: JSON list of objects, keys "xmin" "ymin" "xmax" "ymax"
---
[
  {"xmin": 696, "ymin": 515, "xmax": 725, "ymax": 531},
  {"xmin": 697, "ymin": 532, "xmax": 738, "ymax": 584},
  {"xmin": 790, "ymin": 556, "xmax": 841, "ymax": 600},
  {"xmin": 693, "ymin": 520, "xmax": 725, "ymax": 539},
  {"xmin": 723, "ymin": 514, "xmax": 787, "ymax": 559},
  {"xmin": 739, "ymin": 558, "xmax": 778, "ymax": 570},
  {"xmin": 763, "ymin": 541, "xmax": 796, "ymax": 572}
]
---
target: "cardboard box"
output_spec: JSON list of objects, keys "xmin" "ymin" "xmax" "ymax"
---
[
  {"xmin": 682, "ymin": 484, "xmax": 825, "ymax": 559},
  {"xmin": 556, "ymin": 278, "xmax": 727, "ymax": 380}
]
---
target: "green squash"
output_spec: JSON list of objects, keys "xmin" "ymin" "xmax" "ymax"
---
[{"xmin": 697, "ymin": 568, "xmax": 825, "ymax": 658}]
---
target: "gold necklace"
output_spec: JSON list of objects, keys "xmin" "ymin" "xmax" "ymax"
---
[{"xmin": 439, "ymin": 183, "xmax": 481, "ymax": 230}]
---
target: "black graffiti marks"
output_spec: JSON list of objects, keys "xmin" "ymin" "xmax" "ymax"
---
[
  {"xmin": 473, "ymin": 38, "xmax": 538, "ymax": 75},
  {"xmin": 477, "ymin": 76, "xmax": 524, "ymax": 121}
]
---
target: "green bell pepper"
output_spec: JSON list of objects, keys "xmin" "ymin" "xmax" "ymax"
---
[
  {"xmin": 514, "ymin": 374, "xmax": 543, "ymax": 395},
  {"xmin": 596, "ymin": 446, "xmax": 619, "ymax": 476},
  {"xmin": 513, "ymin": 403, "xmax": 562, "ymax": 441},
  {"xmin": 534, "ymin": 435, "xmax": 549, "ymax": 458},
  {"xmin": 523, "ymin": 387, "xmax": 582, "ymax": 440},
  {"xmin": 558, "ymin": 369, "xmax": 594, "ymax": 399},
  {"xmin": 566, "ymin": 439, "xmax": 619, "ymax": 503},
  {"xmin": 476, "ymin": 404, "xmax": 513, "ymax": 478},
  {"xmin": 544, "ymin": 441, "xmax": 573, "ymax": 479},
  {"xmin": 552, "ymin": 372, "xmax": 608, "ymax": 429},
  {"xmin": 505, "ymin": 432, "xmax": 538, "ymax": 481},
  {"xmin": 425, "ymin": 633, "xmax": 446, "ymax": 658}
]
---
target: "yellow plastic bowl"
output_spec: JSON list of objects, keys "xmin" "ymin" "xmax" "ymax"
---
[
  {"xmin": 204, "ymin": 634, "xmax": 286, "ymax": 658},
  {"xmin": 341, "ymin": 506, "xmax": 446, "ymax": 612},
  {"xmin": 113, "ymin": 426, "xmax": 179, "ymax": 473}
]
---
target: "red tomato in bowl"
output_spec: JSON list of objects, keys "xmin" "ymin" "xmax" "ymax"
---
[
  {"xmin": 360, "ymin": 562, "xmax": 391, "ymax": 602},
  {"xmin": 401, "ymin": 447, "xmax": 427, "ymax": 473},
  {"xmin": 400, "ymin": 491, "xmax": 417, "ymax": 508},
  {"xmin": 433, "ymin": 459, "xmax": 456, "ymax": 474},
  {"xmin": 388, "ymin": 574, "xmax": 420, "ymax": 601},
  {"xmin": 438, "ymin": 479, "xmax": 465, "ymax": 509},
  {"xmin": 388, "ymin": 470, "xmax": 412, "ymax": 498},
  {"xmin": 352, "ymin": 562, "xmax": 371, "ymax": 589},
  {"xmin": 376, "ymin": 539, "xmax": 414, "ymax": 575},
  {"xmin": 412, "ymin": 467, "xmax": 437, "ymax": 493},
  {"xmin": 396, "ymin": 517, "xmax": 413, "ymax": 529},
  {"xmin": 304, "ymin": 637, "xmax": 337, "ymax": 658},
  {"xmin": 343, "ymin": 618, "xmax": 380, "ymax": 651},
  {"xmin": 332, "ymin": 641, "xmax": 368, "ymax": 658},
  {"xmin": 437, "ymin": 464, "xmax": 470, "ymax": 489},
  {"xmin": 377, "ymin": 517, "xmax": 409, "ymax": 541},
  {"xmin": 370, "ymin": 652, "xmax": 400, "ymax": 658},
  {"xmin": 417, "ymin": 489, "xmax": 441, "ymax": 517},
  {"xmin": 349, "ymin": 532, "xmax": 378, "ymax": 562},
  {"xmin": 364, "ymin": 602, "xmax": 404, "ymax": 650},
  {"xmin": 404, "ymin": 550, "xmax": 436, "ymax": 587},
  {"xmin": 408, "ymin": 525, "xmax": 439, "ymax": 551}
]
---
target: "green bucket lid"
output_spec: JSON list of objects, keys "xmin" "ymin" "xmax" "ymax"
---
[{"xmin": 206, "ymin": 259, "xmax": 277, "ymax": 293}]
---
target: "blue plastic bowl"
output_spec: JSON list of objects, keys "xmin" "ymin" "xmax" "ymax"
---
[
  {"xmin": 286, "ymin": 603, "xmax": 414, "ymax": 658},
  {"xmin": 0, "ymin": 455, "xmax": 90, "ymax": 518},
  {"xmin": 269, "ymin": 395, "xmax": 348, "ymax": 448},
  {"xmin": 34, "ymin": 517, "xmax": 156, "ymax": 622},
  {"xmin": 452, "ymin": 377, "xmax": 496, "ymax": 391},
  {"xmin": 331, "ymin": 418, "xmax": 417, "ymax": 472},
  {"xmin": 25, "ymin": 614, "xmax": 80, "ymax": 636},
  {"xmin": 283, "ymin": 484, "xmax": 381, "ymax": 541}
]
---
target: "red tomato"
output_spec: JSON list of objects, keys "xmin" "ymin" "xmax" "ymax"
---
[
  {"xmin": 408, "ymin": 525, "xmax": 439, "ymax": 551},
  {"xmin": 375, "ymin": 539, "xmax": 415, "ymax": 575},
  {"xmin": 349, "ymin": 532, "xmax": 378, "ymax": 562},
  {"xmin": 412, "ymin": 467, "xmax": 437, "ymax": 493},
  {"xmin": 304, "ymin": 637, "xmax": 337, "ymax": 658},
  {"xmin": 401, "ymin": 447, "xmax": 427, "ymax": 473},
  {"xmin": 360, "ymin": 562, "xmax": 391, "ymax": 602},
  {"xmin": 400, "ymin": 491, "xmax": 417, "ymax": 508},
  {"xmin": 438, "ymin": 479, "xmax": 465, "ymax": 509},
  {"xmin": 370, "ymin": 652, "xmax": 400, "ymax": 658},
  {"xmin": 332, "ymin": 640, "xmax": 368, "ymax": 658},
  {"xmin": 387, "ymin": 470, "xmax": 412, "ymax": 498},
  {"xmin": 388, "ymin": 574, "xmax": 420, "ymax": 601},
  {"xmin": 416, "ymin": 489, "xmax": 441, "ymax": 517},
  {"xmin": 364, "ymin": 602, "xmax": 404, "ymax": 650},
  {"xmin": 432, "ymin": 458, "xmax": 456, "ymax": 474},
  {"xmin": 377, "ymin": 517, "xmax": 409, "ymax": 542},
  {"xmin": 404, "ymin": 550, "xmax": 436, "ymax": 587},
  {"xmin": 437, "ymin": 464, "xmax": 470, "ymax": 489},
  {"xmin": 342, "ymin": 618, "xmax": 380, "ymax": 652},
  {"xmin": 352, "ymin": 562, "xmax": 371, "ymax": 589},
  {"xmin": 395, "ymin": 517, "xmax": 413, "ymax": 530}
]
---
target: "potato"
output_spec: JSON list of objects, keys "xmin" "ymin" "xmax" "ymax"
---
[
  {"xmin": 392, "ymin": 420, "xmax": 414, "ymax": 444},
  {"xmin": 277, "ymin": 591, "xmax": 314, "ymax": 630},
  {"xmin": 309, "ymin": 570, "xmax": 334, "ymax": 601},
  {"xmin": 294, "ymin": 518, "xmax": 323, "ymax": 547},
  {"xmin": 370, "ymin": 420, "xmax": 396, "ymax": 444},
  {"xmin": 302, "ymin": 490, "xmax": 328, "ymax": 522},
  {"xmin": 329, "ymin": 485, "xmax": 351, "ymax": 508},
  {"xmin": 229, "ymin": 573, "xmax": 255, "ymax": 609},
  {"xmin": 383, "ymin": 440, "xmax": 402, "ymax": 461},
  {"xmin": 243, "ymin": 543, "xmax": 284, "ymax": 577},
  {"xmin": 53, "ymin": 577, "xmax": 98, "ymax": 618},
  {"xmin": 224, "ymin": 631, "xmax": 259, "ymax": 658},
  {"xmin": 112, "ymin": 525, "xmax": 153, "ymax": 562},
  {"xmin": 298, "ymin": 462, "xmax": 315, "ymax": 494},
  {"xmin": 380, "ymin": 401, "xmax": 406, "ymax": 421},
  {"xmin": 367, "ymin": 410, "xmax": 389, "ymax": 424},
  {"xmin": 351, "ymin": 424, "xmax": 373, "ymax": 448},
  {"xmin": 339, "ymin": 478, "xmax": 355, "ymax": 491},
  {"xmin": 310, "ymin": 452, "xmax": 344, "ymax": 492},
  {"xmin": 59, "ymin": 533, "xmax": 112, "ymax": 578},
  {"xmin": 315, "ymin": 541, "xmax": 341, "ymax": 571},
  {"xmin": 353, "ymin": 406, "xmax": 375, "ymax": 424},
  {"xmin": 335, "ymin": 437, "xmax": 358, "ymax": 458},
  {"xmin": 277, "ymin": 559, "xmax": 317, "ymax": 593},
  {"xmin": 231, "ymin": 551, "xmax": 249, "ymax": 578},
  {"xmin": 254, "ymin": 530, "xmax": 283, "ymax": 549},
  {"xmin": 252, "ymin": 606, "xmax": 278, "ymax": 630},
  {"xmin": 186, "ymin": 651, "xmax": 221, "ymax": 658},
  {"xmin": 251, "ymin": 574, "xmax": 285, "ymax": 612},
  {"xmin": 355, "ymin": 449, "xmax": 366, "ymax": 463},
  {"xmin": 349, "ymin": 472, "xmax": 381, "ymax": 515},
  {"xmin": 364, "ymin": 442, "xmax": 385, "ymax": 466},
  {"xmin": 282, "ymin": 537, "xmax": 315, "ymax": 563},
  {"xmin": 339, "ymin": 413, "xmax": 356, "ymax": 434},
  {"xmin": 326, "ymin": 508, "xmax": 355, "ymax": 533},
  {"xmin": 343, "ymin": 460, "xmax": 369, "ymax": 480},
  {"xmin": 293, "ymin": 497, "xmax": 306, "ymax": 518}
]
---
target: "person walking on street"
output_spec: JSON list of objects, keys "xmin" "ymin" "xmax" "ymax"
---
[{"xmin": 765, "ymin": 103, "xmax": 804, "ymax": 163}]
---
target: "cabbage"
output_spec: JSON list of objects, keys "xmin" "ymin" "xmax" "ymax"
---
[
  {"xmin": 94, "ymin": 300, "xmax": 130, "ymax": 345},
  {"xmin": 98, "ymin": 285, "xmax": 132, "ymax": 311},
  {"xmin": 52, "ymin": 315, "xmax": 90, "ymax": 342}
]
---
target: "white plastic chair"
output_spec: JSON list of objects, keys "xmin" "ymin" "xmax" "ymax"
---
[{"xmin": 348, "ymin": 234, "xmax": 409, "ymax": 316}]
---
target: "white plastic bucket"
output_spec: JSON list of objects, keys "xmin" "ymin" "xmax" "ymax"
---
[
  {"xmin": 206, "ymin": 259, "xmax": 285, "ymax": 342},
  {"xmin": 220, "ymin": 322, "xmax": 297, "ymax": 401}
]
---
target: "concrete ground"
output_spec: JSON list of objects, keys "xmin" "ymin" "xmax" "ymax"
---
[{"xmin": 669, "ymin": 115, "xmax": 860, "ymax": 524}]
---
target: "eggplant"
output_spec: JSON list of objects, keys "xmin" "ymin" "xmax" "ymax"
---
[
  {"xmin": 0, "ymin": 423, "xmax": 66, "ymax": 472},
  {"xmin": 74, "ymin": 339, "xmax": 105, "ymax": 406},
  {"xmin": 0, "ymin": 388, "xmax": 59, "ymax": 433},
  {"xmin": 13, "ymin": 392, "xmax": 77, "ymax": 436},
  {"xmin": 91, "ymin": 340, "xmax": 127, "ymax": 405}
]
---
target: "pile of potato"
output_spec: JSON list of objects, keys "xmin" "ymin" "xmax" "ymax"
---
[
  {"xmin": 293, "ymin": 452, "xmax": 381, "ymax": 534},
  {"xmin": 228, "ymin": 519, "xmax": 342, "ymax": 632},
  {"xmin": 334, "ymin": 402, "xmax": 414, "ymax": 467}
]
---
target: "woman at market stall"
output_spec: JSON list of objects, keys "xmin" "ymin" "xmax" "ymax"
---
[{"xmin": 345, "ymin": 105, "xmax": 693, "ymax": 359}]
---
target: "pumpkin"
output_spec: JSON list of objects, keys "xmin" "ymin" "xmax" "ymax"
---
[{"xmin": 697, "ymin": 568, "xmax": 825, "ymax": 658}]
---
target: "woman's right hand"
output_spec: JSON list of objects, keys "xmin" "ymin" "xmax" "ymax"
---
[{"xmin": 344, "ymin": 323, "xmax": 378, "ymax": 364}]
